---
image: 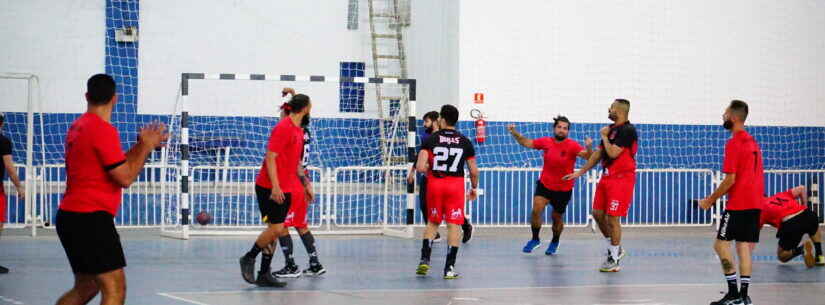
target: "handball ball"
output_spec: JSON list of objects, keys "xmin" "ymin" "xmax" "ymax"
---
[{"xmin": 196, "ymin": 211, "xmax": 212, "ymax": 225}]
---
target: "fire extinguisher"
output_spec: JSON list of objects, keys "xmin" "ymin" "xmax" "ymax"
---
[{"xmin": 470, "ymin": 108, "xmax": 486, "ymax": 143}]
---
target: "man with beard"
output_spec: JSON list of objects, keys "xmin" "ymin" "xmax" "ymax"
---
[
  {"xmin": 508, "ymin": 116, "xmax": 593, "ymax": 255},
  {"xmin": 564, "ymin": 99, "xmax": 638, "ymax": 272},
  {"xmin": 698, "ymin": 100, "xmax": 764, "ymax": 305},
  {"xmin": 407, "ymin": 111, "xmax": 473, "ymax": 243}
]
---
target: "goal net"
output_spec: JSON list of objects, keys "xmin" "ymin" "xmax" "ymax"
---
[{"xmin": 160, "ymin": 72, "xmax": 417, "ymax": 239}]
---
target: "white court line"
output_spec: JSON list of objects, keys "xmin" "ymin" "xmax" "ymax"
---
[
  {"xmin": 157, "ymin": 292, "xmax": 211, "ymax": 305},
  {"xmin": 159, "ymin": 281, "xmax": 825, "ymax": 296}
]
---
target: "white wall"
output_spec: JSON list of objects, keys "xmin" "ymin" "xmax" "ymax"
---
[
  {"xmin": 0, "ymin": 0, "xmax": 104, "ymax": 113},
  {"xmin": 406, "ymin": 0, "xmax": 460, "ymax": 116},
  {"xmin": 459, "ymin": 0, "xmax": 825, "ymax": 126}
]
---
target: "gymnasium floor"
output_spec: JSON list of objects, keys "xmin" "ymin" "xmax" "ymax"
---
[{"xmin": 1, "ymin": 227, "xmax": 823, "ymax": 305}]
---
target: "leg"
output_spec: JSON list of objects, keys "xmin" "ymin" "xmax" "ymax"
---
[
  {"xmin": 94, "ymin": 269, "xmax": 126, "ymax": 305},
  {"xmin": 592, "ymin": 209, "xmax": 610, "ymax": 238},
  {"xmin": 297, "ymin": 227, "xmax": 325, "ymax": 275},
  {"xmin": 607, "ymin": 215, "xmax": 622, "ymax": 246},
  {"xmin": 0, "ymin": 223, "xmax": 6, "ymax": 273},
  {"xmin": 735, "ymin": 242, "xmax": 753, "ymax": 276},
  {"xmin": 776, "ymin": 246, "xmax": 796, "ymax": 263},
  {"xmin": 274, "ymin": 227, "xmax": 298, "ymax": 277},
  {"xmin": 445, "ymin": 222, "xmax": 462, "ymax": 278},
  {"xmin": 714, "ymin": 239, "xmax": 736, "ymax": 274},
  {"xmin": 530, "ymin": 196, "xmax": 549, "ymax": 239},
  {"xmin": 551, "ymin": 211, "xmax": 564, "ymax": 243},
  {"xmin": 56, "ymin": 274, "xmax": 100, "ymax": 305}
]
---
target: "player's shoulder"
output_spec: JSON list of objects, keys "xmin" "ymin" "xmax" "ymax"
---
[
  {"xmin": 619, "ymin": 122, "xmax": 638, "ymax": 133},
  {"xmin": 0, "ymin": 133, "xmax": 9, "ymax": 144}
]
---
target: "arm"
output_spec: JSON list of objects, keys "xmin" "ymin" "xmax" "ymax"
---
[
  {"xmin": 699, "ymin": 173, "xmax": 736, "ymax": 210},
  {"xmin": 563, "ymin": 149, "xmax": 602, "ymax": 180},
  {"xmin": 600, "ymin": 126, "xmax": 624, "ymax": 159},
  {"xmin": 791, "ymin": 185, "xmax": 808, "ymax": 206},
  {"xmin": 577, "ymin": 137, "xmax": 594, "ymax": 160},
  {"xmin": 108, "ymin": 122, "xmax": 167, "ymax": 187},
  {"xmin": 298, "ymin": 163, "xmax": 313, "ymax": 203},
  {"xmin": 264, "ymin": 151, "xmax": 286, "ymax": 203},
  {"xmin": 2, "ymin": 155, "xmax": 24, "ymax": 199},
  {"xmin": 467, "ymin": 158, "xmax": 480, "ymax": 201},
  {"xmin": 507, "ymin": 124, "xmax": 534, "ymax": 149},
  {"xmin": 416, "ymin": 150, "xmax": 430, "ymax": 174}
]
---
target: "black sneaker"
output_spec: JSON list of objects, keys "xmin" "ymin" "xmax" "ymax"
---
[
  {"xmin": 740, "ymin": 296, "xmax": 752, "ymax": 305},
  {"xmin": 273, "ymin": 264, "xmax": 301, "ymax": 278},
  {"xmin": 0, "ymin": 265, "xmax": 8, "ymax": 274},
  {"xmin": 302, "ymin": 264, "xmax": 326, "ymax": 277},
  {"xmin": 239, "ymin": 255, "xmax": 256, "ymax": 284},
  {"xmin": 462, "ymin": 222, "xmax": 473, "ymax": 244},
  {"xmin": 710, "ymin": 293, "xmax": 743, "ymax": 305},
  {"xmin": 255, "ymin": 270, "xmax": 287, "ymax": 287}
]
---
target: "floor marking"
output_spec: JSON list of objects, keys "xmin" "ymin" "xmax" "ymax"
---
[{"xmin": 157, "ymin": 292, "xmax": 211, "ymax": 305}]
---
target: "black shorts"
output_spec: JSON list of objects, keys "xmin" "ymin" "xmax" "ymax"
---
[
  {"xmin": 717, "ymin": 209, "xmax": 761, "ymax": 243},
  {"xmin": 777, "ymin": 209, "xmax": 820, "ymax": 251},
  {"xmin": 255, "ymin": 185, "xmax": 292, "ymax": 224},
  {"xmin": 56, "ymin": 209, "xmax": 126, "ymax": 274},
  {"xmin": 534, "ymin": 180, "xmax": 573, "ymax": 214}
]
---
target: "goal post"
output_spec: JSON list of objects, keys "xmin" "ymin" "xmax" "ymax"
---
[{"xmin": 160, "ymin": 72, "xmax": 417, "ymax": 239}]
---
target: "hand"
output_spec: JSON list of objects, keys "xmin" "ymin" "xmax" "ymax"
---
[
  {"xmin": 16, "ymin": 185, "xmax": 25, "ymax": 201},
  {"xmin": 139, "ymin": 121, "xmax": 169, "ymax": 149},
  {"xmin": 563, "ymin": 172, "xmax": 580, "ymax": 181},
  {"xmin": 270, "ymin": 187, "xmax": 285, "ymax": 204},
  {"xmin": 698, "ymin": 197, "xmax": 713, "ymax": 210},
  {"xmin": 466, "ymin": 189, "xmax": 478, "ymax": 202},
  {"xmin": 282, "ymin": 87, "xmax": 296, "ymax": 97},
  {"xmin": 506, "ymin": 124, "xmax": 516, "ymax": 134},
  {"xmin": 600, "ymin": 126, "xmax": 610, "ymax": 138},
  {"xmin": 584, "ymin": 136, "xmax": 593, "ymax": 148},
  {"xmin": 406, "ymin": 170, "xmax": 415, "ymax": 185},
  {"xmin": 304, "ymin": 185, "xmax": 314, "ymax": 204}
]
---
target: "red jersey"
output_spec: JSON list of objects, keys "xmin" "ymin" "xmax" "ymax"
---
[
  {"xmin": 759, "ymin": 189, "xmax": 806, "ymax": 229},
  {"xmin": 722, "ymin": 130, "xmax": 764, "ymax": 211},
  {"xmin": 256, "ymin": 117, "xmax": 304, "ymax": 192},
  {"xmin": 533, "ymin": 137, "xmax": 583, "ymax": 191},
  {"xmin": 59, "ymin": 112, "xmax": 127, "ymax": 216},
  {"xmin": 600, "ymin": 122, "xmax": 638, "ymax": 177}
]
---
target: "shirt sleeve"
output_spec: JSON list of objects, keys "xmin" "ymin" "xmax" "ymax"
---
[
  {"xmin": 613, "ymin": 126, "xmax": 638, "ymax": 148},
  {"xmin": 532, "ymin": 137, "xmax": 550, "ymax": 150},
  {"xmin": 464, "ymin": 138, "xmax": 476, "ymax": 159},
  {"xmin": 722, "ymin": 139, "xmax": 740, "ymax": 174},
  {"xmin": 267, "ymin": 124, "xmax": 293, "ymax": 155},
  {"xmin": 0, "ymin": 137, "xmax": 11, "ymax": 156},
  {"xmin": 570, "ymin": 140, "xmax": 584, "ymax": 159},
  {"xmin": 95, "ymin": 125, "xmax": 126, "ymax": 169}
]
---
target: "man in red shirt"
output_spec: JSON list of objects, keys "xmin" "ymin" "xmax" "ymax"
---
[
  {"xmin": 0, "ymin": 112, "xmax": 25, "ymax": 274},
  {"xmin": 239, "ymin": 92, "xmax": 311, "ymax": 287},
  {"xmin": 757, "ymin": 185, "xmax": 822, "ymax": 267},
  {"xmin": 508, "ymin": 115, "xmax": 593, "ymax": 255},
  {"xmin": 56, "ymin": 74, "xmax": 167, "ymax": 305},
  {"xmin": 699, "ymin": 100, "xmax": 764, "ymax": 305},
  {"xmin": 565, "ymin": 99, "xmax": 638, "ymax": 272},
  {"xmin": 415, "ymin": 104, "xmax": 480, "ymax": 279}
]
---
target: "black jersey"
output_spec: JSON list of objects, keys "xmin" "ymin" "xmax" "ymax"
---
[{"xmin": 421, "ymin": 129, "xmax": 476, "ymax": 178}]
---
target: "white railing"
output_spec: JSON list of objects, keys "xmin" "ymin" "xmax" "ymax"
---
[
  {"xmin": 2, "ymin": 165, "xmax": 27, "ymax": 228},
  {"xmin": 330, "ymin": 166, "xmax": 408, "ymax": 229},
  {"xmin": 620, "ymin": 169, "xmax": 716, "ymax": 227}
]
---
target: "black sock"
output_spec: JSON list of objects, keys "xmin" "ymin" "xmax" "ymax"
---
[
  {"xmin": 815, "ymin": 242, "xmax": 822, "ymax": 257},
  {"xmin": 551, "ymin": 231, "xmax": 561, "ymax": 243},
  {"xmin": 261, "ymin": 252, "xmax": 273, "ymax": 273},
  {"xmin": 246, "ymin": 244, "xmax": 262, "ymax": 259},
  {"xmin": 300, "ymin": 231, "xmax": 320, "ymax": 266},
  {"xmin": 791, "ymin": 246, "xmax": 804, "ymax": 259},
  {"xmin": 420, "ymin": 239, "xmax": 432, "ymax": 264},
  {"xmin": 445, "ymin": 246, "xmax": 459, "ymax": 272},
  {"xmin": 531, "ymin": 226, "xmax": 540, "ymax": 241},
  {"xmin": 740, "ymin": 276, "xmax": 750, "ymax": 298},
  {"xmin": 279, "ymin": 235, "xmax": 295, "ymax": 266},
  {"xmin": 725, "ymin": 272, "xmax": 738, "ymax": 296},
  {"xmin": 463, "ymin": 218, "xmax": 471, "ymax": 226}
]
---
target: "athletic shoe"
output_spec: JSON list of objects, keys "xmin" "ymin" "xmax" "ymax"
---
[
  {"xmin": 599, "ymin": 256, "xmax": 620, "ymax": 272},
  {"xmin": 803, "ymin": 241, "xmax": 815, "ymax": 268},
  {"xmin": 255, "ymin": 270, "xmax": 287, "ymax": 287},
  {"xmin": 618, "ymin": 246, "xmax": 627, "ymax": 261},
  {"xmin": 710, "ymin": 293, "xmax": 743, "ymax": 305},
  {"xmin": 443, "ymin": 266, "xmax": 460, "ymax": 279},
  {"xmin": 433, "ymin": 232, "xmax": 442, "ymax": 243},
  {"xmin": 522, "ymin": 239, "xmax": 541, "ymax": 253},
  {"xmin": 239, "ymin": 255, "xmax": 256, "ymax": 284},
  {"xmin": 462, "ymin": 222, "xmax": 473, "ymax": 243},
  {"xmin": 273, "ymin": 264, "xmax": 301, "ymax": 278},
  {"xmin": 545, "ymin": 241, "xmax": 559, "ymax": 255},
  {"xmin": 416, "ymin": 263, "xmax": 430, "ymax": 276},
  {"xmin": 0, "ymin": 265, "xmax": 8, "ymax": 274},
  {"xmin": 740, "ymin": 296, "xmax": 752, "ymax": 305},
  {"xmin": 302, "ymin": 264, "xmax": 326, "ymax": 277},
  {"xmin": 816, "ymin": 255, "xmax": 825, "ymax": 266}
]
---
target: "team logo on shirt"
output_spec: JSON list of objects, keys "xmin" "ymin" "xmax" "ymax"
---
[
  {"xmin": 609, "ymin": 130, "xmax": 617, "ymax": 141},
  {"xmin": 285, "ymin": 212, "xmax": 294, "ymax": 222}
]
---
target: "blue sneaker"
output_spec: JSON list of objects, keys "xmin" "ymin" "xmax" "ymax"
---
[
  {"xmin": 545, "ymin": 242, "xmax": 559, "ymax": 255},
  {"xmin": 522, "ymin": 239, "xmax": 541, "ymax": 253}
]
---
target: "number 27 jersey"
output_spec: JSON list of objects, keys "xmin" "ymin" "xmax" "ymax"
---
[{"xmin": 422, "ymin": 129, "xmax": 476, "ymax": 178}]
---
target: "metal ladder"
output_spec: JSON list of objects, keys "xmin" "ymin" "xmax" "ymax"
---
[{"xmin": 368, "ymin": 0, "xmax": 410, "ymax": 167}]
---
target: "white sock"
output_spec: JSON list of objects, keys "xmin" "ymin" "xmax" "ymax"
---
[{"xmin": 610, "ymin": 245, "xmax": 620, "ymax": 260}]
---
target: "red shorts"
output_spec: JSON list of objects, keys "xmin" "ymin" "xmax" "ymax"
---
[
  {"xmin": 426, "ymin": 177, "xmax": 465, "ymax": 225},
  {"xmin": 0, "ymin": 191, "xmax": 6, "ymax": 223},
  {"xmin": 284, "ymin": 190, "xmax": 308, "ymax": 228},
  {"xmin": 593, "ymin": 172, "xmax": 635, "ymax": 217}
]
